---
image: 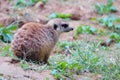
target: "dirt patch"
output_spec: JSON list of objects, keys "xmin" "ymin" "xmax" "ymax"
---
[
  {"xmin": 0, "ymin": 57, "xmax": 55, "ymax": 80},
  {"xmin": 0, "ymin": 13, "xmax": 14, "ymax": 26}
]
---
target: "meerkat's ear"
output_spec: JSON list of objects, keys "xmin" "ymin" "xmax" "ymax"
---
[{"xmin": 54, "ymin": 24, "xmax": 58, "ymax": 30}]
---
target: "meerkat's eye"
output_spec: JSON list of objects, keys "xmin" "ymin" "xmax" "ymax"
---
[
  {"xmin": 61, "ymin": 24, "xmax": 68, "ymax": 28},
  {"xmin": 54, "ymin": 24, "xmax": 58, "ymax": 30}
]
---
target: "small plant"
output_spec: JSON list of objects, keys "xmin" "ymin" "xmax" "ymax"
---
[
  {"xmin": 45, "ymin": 78, "xmax": 50, "ymax": 80},
  {"xmin": 49, "ymin": 13, "xmax": 72, "ymax": 19},
  {"xmin": 55, "ymin": 41, "xmax": 78, "ymax": 54},
  {"xmin": 109, "ymin": 32, "xmax": 120, "ymax": 43},
  {"xmin": 91, "ymin": 15, "xmax": 120, "ymax": 33},
  {"xmin": 0, "ymin": 77, "xmax": 6, "ymax": 80},
  {"xmin": 0, "ymin": 24, "xmax": 17, "ymax": 43},
  {"xmin": 14, "ymin": 0, "xmax": 48, "ymax": 8},
  {"xmin": 20, "ymin": 60, "xmax": 30, "ymax": 70},
  {"xmin": 98, "ymin": 16, "xmax": 115, "ymax": 28},
  {"xmin": 95, "ymin": 0, "xmax": 117, "ymax": 15},
  {"xmin": 74, "ymin": 25, "xmax": 104, "ymax": 38},
  {"xmin": 0, "ymin": 44, "xmax": 15, "ymax": 57},
  {"xmin": 51, "ymin": 41, "xmax": 95, "ymax": 79},
  {"xmin": 91, "ymin": 16, "xmax": 120, "ymax": 44},
  {"xmin": 38, "ymin": 0, "xmax": 48, "ymax": 4}
]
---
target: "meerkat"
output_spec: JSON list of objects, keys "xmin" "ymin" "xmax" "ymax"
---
[{"xmin": 11, "ymin": 18, "xmax": 73, "ymax": 63}]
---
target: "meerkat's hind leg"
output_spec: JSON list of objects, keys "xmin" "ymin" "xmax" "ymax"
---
[{"xmin": 43, "ymin": 54, "xmax": 50, "ymax": 64}]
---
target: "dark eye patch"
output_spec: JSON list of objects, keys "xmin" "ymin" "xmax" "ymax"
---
[
  {"xmin": 54, "ymin": 24, "xmax": 58, "ymax": 30},
  {"xmin": 61, "ymin": 24, "xmax": 68, "ymax": 28}
]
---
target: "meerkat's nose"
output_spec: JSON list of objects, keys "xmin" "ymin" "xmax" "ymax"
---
[
  {"xmin": 71, "ymin": 28, "xmax": 74, "ymax": 30},
  {"xmin": 64, "ymin": 27, "xmax": 74, "ymax": 32}
]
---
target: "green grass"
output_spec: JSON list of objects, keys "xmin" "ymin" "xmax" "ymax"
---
[
  {"xmin": 74, "ymin": 25, "xmax": 105, "ymax": 39},
  {"xmin": 0, "ymin": 39, "xmax": 120, "ymax": 80},
  {"xmin": 49, "ymin": 40, "xmax": 120, "ymax": 80},
  {"xmin": 109, "ymin": 32, "xmax": 120, "ymax": 43},
  {"xmin": 0, "ymin": 43, "xmax": 15, "ymax": 58}
]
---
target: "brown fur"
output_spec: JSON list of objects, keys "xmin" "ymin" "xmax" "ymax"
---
[{"xmin": 11, "ymin": 19, "xmax": 73, "ymax": 63}]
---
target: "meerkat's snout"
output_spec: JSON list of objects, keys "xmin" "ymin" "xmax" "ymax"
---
[{"xmin": 63, "ymin": 26, "xmax": 73, "ymax": 32}]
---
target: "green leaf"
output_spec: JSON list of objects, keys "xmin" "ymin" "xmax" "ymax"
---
[
  {"xmin": 20, "ymin": 61, "xmax": 30, "ymax": 70},
  {"xmin": 115, "ymin": 18, "xmax": 120, "ymax": 23},
  {"xmin": 111, "ymin": 6, "xmax": 118, "ymax": 12},
  {"xmin": 74, "ymin": 26, "xmax": 82, "ymax": 38},
  {"xmin": 6, "ymin": 25, "xmax": 17, "ymax": 31},
  {"xmin": 90, "ymin": 17, "xmax": 97, "ymax": 21},
  {"xmin": 68, "ymin": 62, "xmax": 82, "ymax": 70},
  {"xmin": 49, "ymin": 13, "xmax": 57, "ymax": 19},
  {"xmin": 74, "ymin": 25, "xmax": 98, "ymax": 38},
  {"xmin": 51, "ymin": 69, "xmax": 62, "ymax": 79},
  {"xmin": 0, "ymin": 24, "xmax": 17, "ymax": 43},
  {"xmin": 58, "ymin": 41, "xmax": 70, "ymax": 49},
  {"xmin": 82, "ymin": 26, "xmax": 90, "ymax": 33},
  {"xmin": 3, "ymin": 45, "xmax": 11, "ymax": 51},
  {"xmin": 2, "ymin": 29, "xmax": 11, "ymax": 34},
  {"xmin": 109, "ymin": 33, "xmax": 119, "ymax": 40},
  {"xmin": 108, "ymin": 21, "xmax": 113, "ymax": 27},
  {"xmin": 107, "ymin": 0, "xmax": 113, "ymax": 7},
  {"xmin": 115, "ymin": 24, "xmax": 120, "ymax": 29},
  {"xmin": 90, "ymin": 27, "xmax": 97, "ymax": 34},
  {"xmin": 49, "ymin": 13, "xmax": 72, "ymax": 19},
  {"xmin": 57, "ymin": 61, "xmax": 68, "ymax": 70},
  {"xmin": 97, "ymin": 29, "xmax": 104, "ymax": 35},
  {"xmin": 1, "ymin": 34, "xmax": 13, "ymax": 43}
]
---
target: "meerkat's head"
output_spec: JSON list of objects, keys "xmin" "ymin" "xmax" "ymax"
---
[{"xmin": 47, "ymin": 19, "xmax": 73, "ymax": 34}]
